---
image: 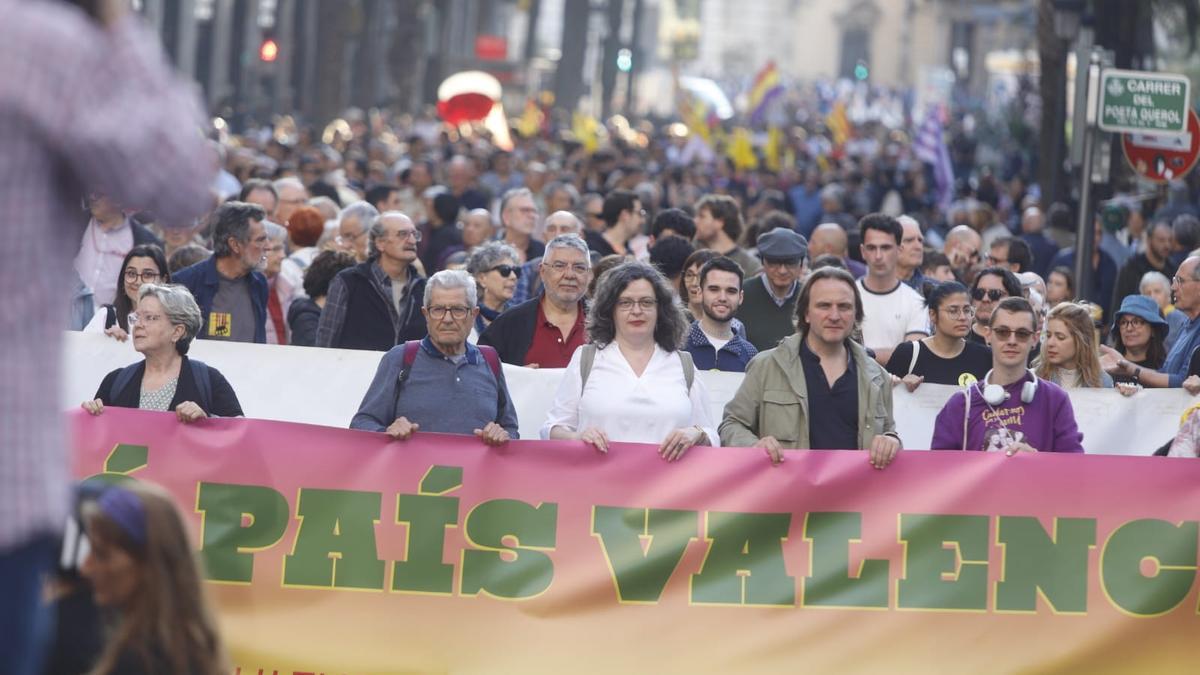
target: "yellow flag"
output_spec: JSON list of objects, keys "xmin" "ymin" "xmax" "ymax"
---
[
  {"xmin": 727, "ymin": 127, "xmax": 758, "ymax": 170},
  {"xmin": 517, "ymin": 100, "xmax": 542, "ymax": 138},
  {"xmin": 765, "ymin": 126, "xmax": 782, "ymax": 171},
  {"xmin": 826, "ymin": 101, "xmax": 850, "ymax": 148},
  {"xmin": 572, "ymin": 112, "xmax": 599, "ymax": 153}
]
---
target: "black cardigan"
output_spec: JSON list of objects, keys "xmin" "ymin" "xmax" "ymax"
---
[
  {"xmin": 94, "ymin": 356, "xmax": 244, "ymax": 417},
  {"xmin": 477, "ymin": 296, "xmax": 542, "ymax": 365}
]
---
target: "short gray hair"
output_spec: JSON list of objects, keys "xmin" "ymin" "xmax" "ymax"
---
[
  {"xmin": 544, "ymin": 234, "xmax": 590, "ymax": 262},
  {"xmin": 1140, "ymin": 270, "xmax": 1171, "ymax": 294},
  {"xmin": 543, "ymin": 181, "xmax": 580, "ymax": 206},
  {"xmin": 367, "ymin": 211, "xmax": 412, "ymax": 259},
  {"xmin": 263, "ymin": 221, "xmax": 287, "ymax": 242},
  {"xmin": 466, "ymin": 241, "xmax": 519, "ymax": 276},
  {"xmin": 424, "ymin": 269, "xmax": 478, "ymax": 307},
  {"xmin": 500, "ymin": 187, "xmax": 534, "ymax": 216},
  {"xmin": 211, "ymin": 201, "xmax": 267, "ymax": 258},
  {"xmin": 338, "ymin": 200, "xmax": 380, "ymax": 228},
  {"xmin": 273, "ymin": 176, "xmax": 306, "ymax": 194},
  {"xmin": 137, "ymin": 283, "xmax": 203, "ymax": 355}
]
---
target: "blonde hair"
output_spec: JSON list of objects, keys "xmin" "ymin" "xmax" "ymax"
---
[
  {"xmin": 84, "ymin": 481, "xmax": 228, "ymax": 675},
  {"xmin": 1034, "ymin": 302, "xmax": 1105, "ymax": 387}
]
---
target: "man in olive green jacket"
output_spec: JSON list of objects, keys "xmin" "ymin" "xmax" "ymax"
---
[{"xmin": 719, "ymin": 267, "xmax": 902, "ymax": 468}]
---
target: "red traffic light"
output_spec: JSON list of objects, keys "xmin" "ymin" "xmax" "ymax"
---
[{"xmin": 259, "ymin": 38, "xmax": 278, "ymax": 63}]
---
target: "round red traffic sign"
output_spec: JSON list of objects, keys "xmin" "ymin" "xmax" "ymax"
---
[{"xmin": 1122, "ymin": 108, "xmax": 1200, "ymax": 183}]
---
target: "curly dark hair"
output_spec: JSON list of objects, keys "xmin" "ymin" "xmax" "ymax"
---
[
  {"xmin": 587, "ymin": 261, "xmax": 688, "ymax": 351},
  {"xmin": 303, "ymin": 250, "xmax": 357, "ymax": 300}
]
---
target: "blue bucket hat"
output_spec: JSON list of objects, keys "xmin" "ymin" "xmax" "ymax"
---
[{"xmin": 1111, "ymin": 295, "xmax": 1168, "ymax": 341}]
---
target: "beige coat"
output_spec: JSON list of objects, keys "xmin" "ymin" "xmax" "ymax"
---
[{"xmin": 719, "ymin": 334, "xmax": 900, "ymax": 449}]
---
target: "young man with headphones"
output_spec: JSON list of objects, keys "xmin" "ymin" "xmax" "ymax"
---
[{"xmin": 930, "ymin": 297, "xmax": 1084, "ymax": 454}]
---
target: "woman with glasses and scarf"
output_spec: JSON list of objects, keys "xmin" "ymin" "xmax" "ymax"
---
[
  {"xmin": 82, "ymin": 244, "xmax": 170, "ymax": 344},
  {"xmin": 466, "ymin": 241, "xmax": 520, "ymax": 343},
  {"xmin": 82, "ymin": 284, "xmax": 243, "ymax": 422},
  {"xmin": 885, "ymin": 281, "xmax": 992, "ymax": 390}
]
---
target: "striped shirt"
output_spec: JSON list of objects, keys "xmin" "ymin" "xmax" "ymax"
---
[{"xmin": 0, "ymin": 4, "xmax": 214, "ymax": 550}]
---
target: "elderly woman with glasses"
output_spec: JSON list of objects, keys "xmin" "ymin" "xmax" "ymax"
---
[
  {"xmin": 885, "ymin": 281, "xmax": 992, "ymax": 390},
  {"xmin": 466, "ymin": 241, "xmax": 520, "ymax": 342},
  {"xmin": 82, "ymin": 244, "xmax": 171, "ymax": 344},
  {"xmin": 542, "ymin": 261, "xmax": 719, "ymax": 461},
  {"xmin": 82, "ymin": 284, "xmax": 243, "ymax": 422}
]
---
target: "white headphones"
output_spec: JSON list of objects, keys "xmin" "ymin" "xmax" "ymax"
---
[{"xmin": 978, "ymin": 369, "xmax": 1038, "ymax": 405}]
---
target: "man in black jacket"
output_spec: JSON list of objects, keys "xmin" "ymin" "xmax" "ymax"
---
[
  {"xmin": 316, "ymin": 211, "xmax": 427, "ymax": 350},
  {"xmin": 479, "ymin": 234, "xmax": 591, "ymax": 367}
]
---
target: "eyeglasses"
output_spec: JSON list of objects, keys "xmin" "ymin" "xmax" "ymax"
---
[
  {"xmin": 939, "ymin": 306, "xmax": 975, "ymax": 318},
  {"xmin": 987, "ymin": 255, "xmax": 1008, "ymax": 266},
  {"xmin": 1172, "ymin": 274, "xmax": 1197, "ymax": 286},
  {"xmin": 123, "ymin": 269, "xmax": 160, "ymax": 283},
  {"xmin": 545, "ymin": 261, "xmax": 590, "ymax": 275},
  {"xmin": 990, "ymin": 327, "xmax": 1036, "ymax": 342},
  {"xmin": 1118, "ymin": 318, "xmax": 1148, "ymax": 329},
  {"xmin": 616, "ymin": 298, "xmax": 658, "ymax": 312},
  {"xmin": 763, "ymin": 258, "xmax": 802, "ymax": 269},
  {"xmin": 588, "ymin": 212, "xmax": 604, "ymax": 220},
  {"xmin": 426, "ymin": 305, "xmax": 470, "ymax": 320},
  {"xmin": 489, "ymin": 264, "xmax": 519, "ymax": 278},
  {"xmin": 972, "ymin": 288, "xmax": 1006, "ymax": 302},
  {"xmin": 388, "ymin": 229, "xmax": 423, "ymax": 242},
  {"xmin": 127, "ymin": 312, "xmax": 165, "ymax": 326}
]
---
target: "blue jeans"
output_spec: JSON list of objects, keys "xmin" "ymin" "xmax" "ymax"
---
[{"xmin": 0, "ymin": 536, "xmax": 55, "ymax": 675}]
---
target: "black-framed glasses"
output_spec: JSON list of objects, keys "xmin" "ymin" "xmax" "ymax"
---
[
  {"xmin": 1118, "ymin": 317, "xmax": 1148, "ymax": 329},
  {"xmin": 426, "ymin": 305, "xmax": 470, "ymax": 320},
  {"xmin": 489, "ymin": 264, "xmax": 519, "ymax": 278},
  {"xmin": 990, "ymin": 327, "xmax": 1036, "ymax": 342},
  {"xmin": 123, "ymin": 269, "xmax": 161, "ymax": 283},
  {"xmin": 972, "ymin": 288, "xmax": 1005, "ymax": 302}
]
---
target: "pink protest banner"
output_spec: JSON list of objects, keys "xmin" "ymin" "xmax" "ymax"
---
[{"xmin": 72, "ymin": 408, "xmax": 1200, "ymax": 673}]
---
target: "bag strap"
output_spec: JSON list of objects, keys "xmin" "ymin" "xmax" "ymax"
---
[
  {"xmin": 678, "ymin": 350, "xmax": 695, "ymax": 392},
  {"xmin": 580, "ymin": 344, "xmax": 598, "ymax": 393},
  {"xmin": 104, "ymin": 305, "xmax": 117, "ymax": 330},
  {"xmin": 391, "ymin": 340, "xmax": 422, "ymax": 415},
  {"xmin": 476, "ymin": 344, "xmax": 507, "ymax": 422},
  {"xmin": 907, "ymin": 340, "xmax": 920, "ymax": 376},
  {"xmin": 962, "ymin": 386, "xmax": 971, "ymax": 451}
]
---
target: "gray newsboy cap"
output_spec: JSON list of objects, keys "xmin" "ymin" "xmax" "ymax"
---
[{"xmin": 756, "ymin": 227, "xmax": 808, "ymax": 261}]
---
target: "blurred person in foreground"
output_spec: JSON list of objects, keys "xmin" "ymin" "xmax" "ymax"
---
[
  {"xmin": 81, "ymin": 481, "xmax": 228, "ymax": 674},
  {"xmin": 0, "ymin": 1, "xmax": 215, "ymax": 671}
]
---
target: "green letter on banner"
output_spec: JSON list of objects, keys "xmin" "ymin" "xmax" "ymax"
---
[
  {"xmin": 592, "ymin": 506, "xmax": 698, "ymax": 603},
  {"xmin": 1101, "ymin": 519, "xmax": 1198, "ymax": 616},
  {"xmin": 898, "ymin": 514, "xmax": 989, "ymax": 611},
  {"xmin": 461, "ymin": 500, "xmax": 558, "ymax": 599},
  {"xmin": 690, "ymin": 511, "xmax": 794, "ymax": 607},
  {"xmin": 996, "ymin": 516, "xmax": 1095, "ymax": 613},
  {"xmin": 802, "ymin": 512, "xmax": 889, "ymax": 608},
  {"xmin": 283, "ymin": 489, "xmax": 385, "ymax": 590},
  {"xmin": 196, "ymin": 482, "xmax": 289, "ymax": 583},
  {"xmin": 393, "ymin": 466, "xmax": 462, "ymax": 595}
]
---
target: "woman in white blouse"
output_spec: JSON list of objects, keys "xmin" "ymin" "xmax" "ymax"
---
[{"xmin": 542, "ymin": 261, "xmax": 719, "ymax": 460}]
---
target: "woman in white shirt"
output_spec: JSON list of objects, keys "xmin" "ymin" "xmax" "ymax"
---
[{"xmin": 542, "ymin": 261, "xmax": 719, "ymax": 460}]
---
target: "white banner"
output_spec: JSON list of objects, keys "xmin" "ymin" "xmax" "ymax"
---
[{"xmin": 62, "ymin": 332, "xmax": 1192, "ymax": 455}]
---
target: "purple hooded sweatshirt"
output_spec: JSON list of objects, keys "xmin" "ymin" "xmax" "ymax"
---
[{"xmin": 930, "ymin": 373, "xmax": 1084, "ymax": 453}]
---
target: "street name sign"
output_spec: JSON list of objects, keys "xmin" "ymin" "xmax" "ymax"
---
[{"xmin": 1099, "ymin": 69, "xmax": 1190, "ymax": 135}]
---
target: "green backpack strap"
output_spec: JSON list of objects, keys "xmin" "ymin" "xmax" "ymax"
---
[
  {"xmin": 678, "ymin": 350, "xmax": 695, "ymax": 392},
  {"xmin": 579, "ymin": 344, "xmax": 597, "ymax": 393},
  {"xmin": 581, "ymin": 344, "xmax": 694, "ymax": 393}
]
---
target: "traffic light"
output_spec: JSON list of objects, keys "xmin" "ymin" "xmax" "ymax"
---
[
  {"xmin": 617, "ymin": 48, "xmax": 632, "ymax": 73},
  {"xmin": 854, "ymin": 60, "xmax": 869, "ymax": 81},
  {"xmin": 259, "ymin": 37, "xmax": 279, "ymax": 63}
]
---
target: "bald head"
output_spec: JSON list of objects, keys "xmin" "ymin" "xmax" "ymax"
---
[
  {"xmin": 809, "ymin": 223, "xmax": 849, "ymax": 257},
  {"xmin": 1020, "ymin": 207, "xmax": 1045, "ymax": 234},
  {"xmin": 944, "ymin": 225, "xmax": 982, "ymax": 270},
  {"xmin": 542, "ymin": 210, "xmax": 583, "ymax": 241}
]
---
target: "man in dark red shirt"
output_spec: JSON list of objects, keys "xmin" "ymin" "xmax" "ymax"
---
[{"xmin": 479, "ymin": 235, "xmax": 590, "ymax": 368}]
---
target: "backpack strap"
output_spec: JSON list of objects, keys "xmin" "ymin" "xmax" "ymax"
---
[
  {"xmin": 391, "ymin": 340, "xmax": 423, "ymax": 416},
  {"xmin": 579, "ymin": 344, "xmax": 598, "ymax": 393},
  {"xmin": 962, "ymin": 386, "xmax": 972, "ymax": 451},
  {"xmin": 678, "ymin": 350, "xmax": 695, "ymax": 392},
  {"xmin": 476, "ymin": 344, "xmax": 507, "ymax": 423},
  {"xmin": 907, "ymin": 340, "xmax": 920, "ymax": 376},
  {"xmin": 104, "ymin": 305, "xmax": 117, "ymax": 330},
  {"xmin": 187, "ymin": 359, "xmax": 214, "ymax": 414}
]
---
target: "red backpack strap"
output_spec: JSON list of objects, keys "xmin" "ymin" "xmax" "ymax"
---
[
  {"xmin": 402, "ymin": 339, "xmax": 421, "ymax": 369},
  {"xmin": 477, "ymin": 344, "xmax": 502, "ymax": 380}
]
